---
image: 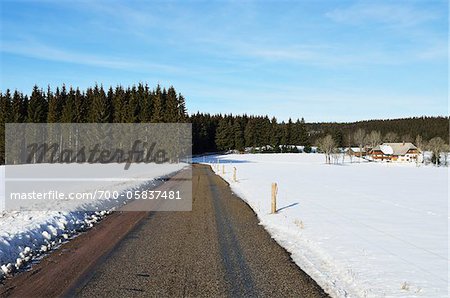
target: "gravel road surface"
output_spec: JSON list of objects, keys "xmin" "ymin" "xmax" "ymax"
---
[{"xmin": 76, "ymin": 164, "xmax": 327, "ymax": 297}]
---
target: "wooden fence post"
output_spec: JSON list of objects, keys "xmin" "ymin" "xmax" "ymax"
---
[
  {"xmin": 271, "ymin": 183, "xmax": 277, "ymax": 214},
  {"xmin": 233, "ymin": 167, "xmax": 237, "ymax": 182}
]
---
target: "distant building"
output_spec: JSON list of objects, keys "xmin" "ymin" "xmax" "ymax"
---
[
  {"xmin": 347, "ymin": 147, "xmax": 367, "ymax": 157},
  {"xmin": 369, "ymin": 142, "xmax": 420, "ymax": 162}
]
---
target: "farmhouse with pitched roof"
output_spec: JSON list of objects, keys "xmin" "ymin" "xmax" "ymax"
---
[{"xmin": 369, "ymin": 142, "xmax": 420, "ymax": 162}]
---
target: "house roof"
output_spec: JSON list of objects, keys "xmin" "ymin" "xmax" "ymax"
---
[
  {"xmin": 371, "ymin": 143, "xmax": 418, "ymax": 156},
  {"xmin": 349, "ymin": 147, "xmax": 365, "ymax": 152},
  {"xmin": 380, "ymin": 145, "xmax": 393, "ymax": 155}
]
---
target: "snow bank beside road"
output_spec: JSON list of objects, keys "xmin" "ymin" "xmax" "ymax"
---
[
  {"xmin": 199, "ymin": 154, "xmax": 448, "ymax": 297},
  {"xmin": 0, "ymin": 163, "xmax": 185, "ymax": 278}
]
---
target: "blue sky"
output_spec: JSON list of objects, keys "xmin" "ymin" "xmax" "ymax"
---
[{"xmin": 0, "ymin": 0, "xmax": 447, "ymax": 122}]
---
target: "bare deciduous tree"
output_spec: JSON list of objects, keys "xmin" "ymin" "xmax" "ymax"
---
[
  {"xmin": 332, "ymin": 147, "xmax": 342, "ymax": 164},
  {"xmin": 353, "ymin": 129, "xmax": 366, "ymax": 163},
  {"xmin": 442, "ymin": 144, "xmax": 450, "ymax": 166},
  {"xmin": 318, "ymin": 134, "xmax": 335, "ymax": 164},
  {"xmin": 367, "ymin": 130, "xmax": 382, "ymax": 149},
  {"xmin": 401, "ymin": 134, "xmax": 412, "ymax": 143},
  {"xmin": 415, "ymin": 135, "xmax": 424, "ymax": 166},
  {"xmin": 384, "ymin": 132, "xmax": 398, "ymax": 143},
  {"xmin": 346, "ymin": 134, "xmax": 353, "ymax": 163},
  {"xmin": 428, "ymin": 137, "xmax": 445, "ymax": 166}
]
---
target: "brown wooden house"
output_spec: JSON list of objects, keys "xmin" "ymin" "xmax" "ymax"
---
[{"xmin": 369, "ymin": 142, "xmax": 420, "ymax": 162}]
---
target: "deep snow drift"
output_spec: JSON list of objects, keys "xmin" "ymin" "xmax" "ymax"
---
[
  {"xmin": 199, "ymin": 154, "xmax": 448, "ymax": 297},
  {"xmin": 0, "ymin": 163, "xmax": 185, "ymax": 277}
]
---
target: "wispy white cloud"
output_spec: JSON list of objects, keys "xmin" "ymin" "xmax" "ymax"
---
[
  {"xmin": 52, "ymin": 1, "xmax": 445, "ymax": 68},
  {"xmin": 0, "ymin": 39, "xmax": 183, "ymax": 74},
  {"xmin": 325, "ymin": 2, "xmax": 438, "ymax": 27},
  {"xmin": 193, "ymin": 37, "xmax": 434, "ymax": 67},
  {"xmin": 416, "ymin": 40, "xmax": 448, "ymax": 60},
  {"xmin": 1, "ymin": 1, "xmax": 446, "ymax": 121},
  {"xmin": 81, "ymin": 1, "xmax": 162, "ymax": 28},
  {"xmin": 249, "ymin": 45, "xmax": 326, "ymax": 61}
]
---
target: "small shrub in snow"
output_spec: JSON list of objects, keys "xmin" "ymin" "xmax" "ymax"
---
[
  {"xmin": 401, "ymin": 281, "xmax": 410, "ymax": 291},
  {"xmin": 294, "ymin": 219, "xmax": 304, "ymax": 229}
]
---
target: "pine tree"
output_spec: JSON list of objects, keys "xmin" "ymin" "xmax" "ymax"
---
[
  {"xmin": 61, "ymin": 88, "xmax": 75, "ymax": 123},
  {"xmin": 244, "ymin": 119, "xmax": 256, "ymax": 148},
  {"xmin": 280, "ymin": 121, "xmax": 287, "ymax": 146},
  {"xmin": 332, "ymin": 130, "xmax": 344, "ymax": 148},
  {"xmin": 74, "ymin": 88, "xmax": 87, "ymax": 123},
  {"xmin": 270, "ymin": 117, "xmax": 281, "ymax": 151},
  {"xmin": 285, "ymin": 118, "xmax": 293, "ymax": 145},
  {"xmin": 27, "ymin": 85, "xmax": 48, "ymax": 123},
  {"xmin": 216, "ymin": 118, "xmax": 233, "ymax": 151},
  {"xmin": 124, "ymin": 86, "xmax": 139, "ymax": 123},
  {"xmin": 88, "ymin": 84, "xmax": 109, "ymax": 123},
  {"xmin": 59, "ymin": 85, "xmax": 68, "ymax": 120},
  {"xmin": 106, "ymin": 86, "xmax": 114, "ymax": 123},
  {"xmin": 151, "ymin": 85, "xmax": 163, "ymax": 122},
  {"xmin": 177, "ymin": 93, "xmax": 187, "ymax": 122},
  {"xmin": 233, "ymin": 119, "xmax": 244, "ymax": 151},
  {"xmin": 164, "ymin": 86, "xmax": 178, "ymax": 123},
  {"xmin": 112, "ymin": 86, "xmax": 125, "ymax": 123},
  {"xmin": 47, "ymin": 86, "xmax": 59, "ymax": 123},
  {"xmin": 0, "ymin": 90, "xmax": 11, "ymax": 164},
  {"xmin": 138, "ymin": 84, "xmax": 151, "ymax": 123},
  {"xmin": 0, "ymin": 90, "xmax": 11, "ymax": 123},
  {"xmin": 298, "ymin": 118, "xmax": 309, "ymax": 145},
  {"xmin": 258, "ymin": 116, "xmax": 272, "ymax": 147},
  {"xmin": 11, "ymin": 90, "xmax": 25, "ymax": 123},
  {"xmin": 160, "ymin": 87, "xmax": 168, "ymax": 122}
]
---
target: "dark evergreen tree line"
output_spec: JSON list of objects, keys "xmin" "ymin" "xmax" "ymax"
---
[
  {"xmin": 0, "ymin": 83, "xmax": 187, "ymax": 164},
  {"xmin": 1, "ymin": 83, "xmax": 448, "ymax": 163},
  {"xmin": 307, "ymin": 117, "xmax": 449, "ymax": 147},
  {"xmin": 191, "ymin": 113, "xmax": 309, "ymax": 154}
]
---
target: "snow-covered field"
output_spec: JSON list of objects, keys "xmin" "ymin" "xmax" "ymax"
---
[
  {"xmin": 0, "ymin": 163, "xmax": 185, "ymax": 277},
  {"xmin": 199, "ymin": 154, "xmax": 448, "ymax": 297}
]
